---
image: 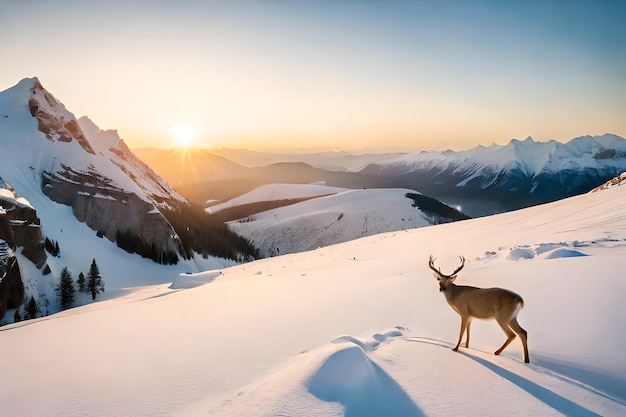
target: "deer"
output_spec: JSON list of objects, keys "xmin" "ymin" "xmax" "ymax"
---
[{"xmin": 428, "ymin": 255, "xmax": 529, "ymax": 363}]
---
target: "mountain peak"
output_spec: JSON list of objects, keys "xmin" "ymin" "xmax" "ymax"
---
[
  {"xmin": 510, "ymin": 136, "xmax": 535, "ymax": 145},
  {"xmin": 23, "ymin": 78, "xmax": 97, "ymax": 154},
  {"xmin": 14, "ymin": 76, "xmax": 41, "ymax": 90}
]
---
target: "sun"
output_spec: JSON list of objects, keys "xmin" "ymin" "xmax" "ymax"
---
[{"xmin": 170, "ymin": 123, "xmax": 195, "ymax": 148}]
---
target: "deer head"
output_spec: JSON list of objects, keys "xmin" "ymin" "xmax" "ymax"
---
[{"xmin": 428, "ymin": 255, "xmax": 465, "ymax": 292}]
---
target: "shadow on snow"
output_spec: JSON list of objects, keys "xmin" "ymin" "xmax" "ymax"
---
[
  {"xmin": 307, "ymin": 345, "xmax": 424, "ymax": 417},
  {"xmin": 406, "ymin": 337, "xmax": 602, "ymax": 417}
]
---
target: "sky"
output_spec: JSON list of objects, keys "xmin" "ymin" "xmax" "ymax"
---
[{"xmin": 1, "ymin": 0, "xmax": 625, "ymax": 151}]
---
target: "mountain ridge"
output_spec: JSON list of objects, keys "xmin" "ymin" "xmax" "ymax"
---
[{"xmin": 360, "ymin": 133, "xmax": 626, "ymax": 201}]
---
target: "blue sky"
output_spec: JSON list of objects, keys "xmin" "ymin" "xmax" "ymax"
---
[{"xmin": 1, "ymin": 0, "xmax": 625, "ymax": 150}]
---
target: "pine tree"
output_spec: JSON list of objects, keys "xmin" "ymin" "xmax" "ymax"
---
[
  {"xmin": 26, "ymin": 296, "xmax": 38, "ymax": 319},
  {"xmin": 77, "ymin": 272, "xmax": 86, "ymax": 293},
  {"xmin": 87, "ymin": 258, "xmax": 105, "ymax": 301},
  {"xmin": 56, "ymin": 266, "xmax": 75, "ymax": 309}
]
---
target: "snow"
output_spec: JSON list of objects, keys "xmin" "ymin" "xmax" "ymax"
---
[
  {"xmin": 227, "ymin": 187, "xmax": 434, "ymax": 256},
  {"xmin": 0, "ymin": 187, "xmax": 31, "ymax": 208},
  {"xmin": 1, "ymin": 180, "xmax": 625, "ymax": 416},
  {"xmin": 169, "ymin": 269, "xmax": 222, "ymax": 289},
  {"xmin": 373, "ymin": 133, "xmax": 626, "ymax": 178},
  {"xmin": 206, "ymin": 183, "xmax": 346, "ymax": 213},
  {"xmin": 1, "ymin": 77, "xmax": 625, "ymax": 416},
  {"xmin": 0, "ymin": 189, "xmax": 15, "ymax": 200}
]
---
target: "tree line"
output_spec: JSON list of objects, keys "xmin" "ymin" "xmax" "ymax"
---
[
  {"xmin": 162, "ymin": 204, "xmax": 260, "ymax": 262},
  {"xmin": 113, "ymin": 204, "xmax": 260, "ymax": 264},
  {"xmin": 115, "ymin": 229, "xmax": 178, "ymax": 265}
]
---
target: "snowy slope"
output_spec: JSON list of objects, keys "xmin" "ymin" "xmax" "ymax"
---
[
  {"xmin": 226, "ymin": 187, "xmax": 449, "ymax": 257},
  {"xmin": 1, "ymin": 181, "xmax": 625, "ymax": 416},
  {"xmin": 206, "ymin": 183, "xmax": 347, "ymax": 214}
]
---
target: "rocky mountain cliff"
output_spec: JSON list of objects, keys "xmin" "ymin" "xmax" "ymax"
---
[{"xmin": 0, "ymin": 187, "xmax": 48, "ymax": 320}]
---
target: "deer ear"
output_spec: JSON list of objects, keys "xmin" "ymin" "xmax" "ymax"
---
[
  {"xmin": 450, "ymin": 274, "xmax": 457, "ymax": 282},
  {"xmin": 432, "ymin": 273, "xmax": 441, "ymax": 280}
]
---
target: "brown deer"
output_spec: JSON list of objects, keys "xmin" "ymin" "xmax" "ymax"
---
[{"xmin": 428, "ymin": 255, "xmax": 529, "ymax": 363}]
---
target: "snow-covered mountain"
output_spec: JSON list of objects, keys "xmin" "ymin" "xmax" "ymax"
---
[
  {"xmin": 360, "ymin": 135, "xmax": 626, "ymax": 200},
  {"xmin": 0, "ymin": 78, "xmax": 234, "ymax": 322},
  {"xmin": 1, "ymin": 171, "xmax": 624, "ymax": 416},
  {"xmin": 219, "ymin": 184, "xmax": 469, "ymax": 257},
  {"xmin": 0, "ymin": 78, "xmax": 186, "ymax": 257}
]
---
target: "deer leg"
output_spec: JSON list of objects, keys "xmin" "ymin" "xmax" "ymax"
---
[
  {"xmin": 453, "ymin": 316, "xmax": 469, "ymax": 351},
  {"xmin": 464, "ymin": 318, "xmax": 472, "ymax": 348},
  {"xmin": 508, "ymin": 317, "xmax": 529, "ymax": 363},
  {"xmin": 494, "ymin": 318, "xmax": 516, "ymax": 356}
]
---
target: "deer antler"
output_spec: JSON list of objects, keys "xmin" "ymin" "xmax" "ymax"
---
[
  {"xmin": 428, "ymin": 255, "xmax": 443, "ymax": 277},
  {"xmin": 428, "ymin": 255, "xmax": 464, "ymax": 278},
  {"xmin": 449, "ymin": 256, "xmax": 465, "ymax": 276}
]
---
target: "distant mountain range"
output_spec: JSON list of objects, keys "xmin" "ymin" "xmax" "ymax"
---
[
  {"xmin": 137, "ymin": 133, "xmax": 626, "ymax": 217},
  {"xmin": 360, "ymin": 134, "xmax": 626, "ymax": 201}
]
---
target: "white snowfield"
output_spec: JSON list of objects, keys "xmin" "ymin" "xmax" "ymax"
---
[
  {"xmin": 228, "ymin": 186, "xmax": 435, "ymax": 257},
  {"xmin": 206, "ymin": 182, "xmax": 347, "ymax": 213},
  {"xmin": 1, "ymin": 178, "xmax": 625, "ymax": 416}
]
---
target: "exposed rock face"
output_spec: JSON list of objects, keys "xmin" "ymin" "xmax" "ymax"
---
[
  {"xmin": 0, "ymin": 197, "xmax": 47, "ymax": 321},
  {"xmin": 590, "ymin": 172, "xmax": 626, "ymax": 192},
  {"xmin": 0, "ymin": 195, "xmax": 47, "ymax": 269},
  {"xmin": 76, "ymin": 116, "xmax": 187, "ymax": 211},
  {"xmin": 41, "ymin": 168, "xmax": 183, "ymax": 260},
  {"xmin": 0, "ymin": 208, "xmax": 15, "ymax": 249},
  {"xmin": 0, "ymin": 256, "xmax": 24, "ymax": 322},
  {"xmin": 28, "ymin": 80, "xmax": 95, "ymax": 154}
]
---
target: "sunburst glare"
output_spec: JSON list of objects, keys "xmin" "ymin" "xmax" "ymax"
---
[{"xmin": 170, "ymin": 123, "xmax": 195, "ymax": 148}]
